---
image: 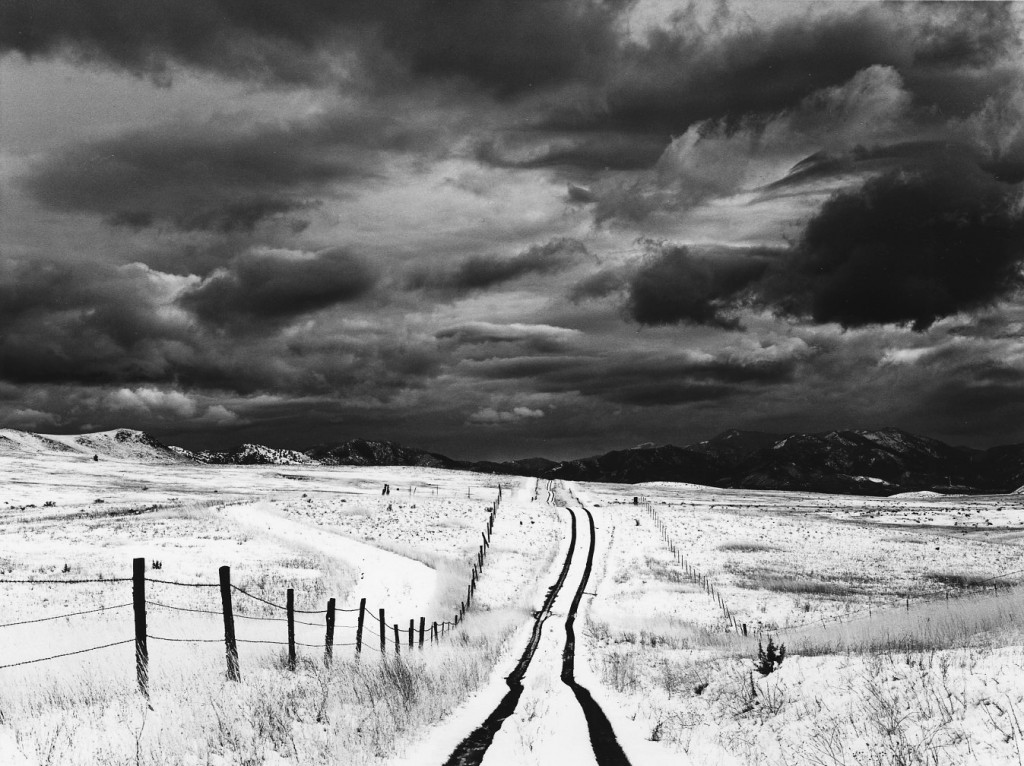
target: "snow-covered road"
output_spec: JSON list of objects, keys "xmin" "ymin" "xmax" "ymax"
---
[
  {"xmin": 224, "ymin": 499, "xmax": 437, "ymax": 620},
  {"xmin": 434, "ymin": 484, "xmax": 689, "ymax": 766}
]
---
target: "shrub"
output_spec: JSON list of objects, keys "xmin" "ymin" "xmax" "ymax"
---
[{"xmin": 755, "ymin": 637, "xmax": 786, "ymax": 675}]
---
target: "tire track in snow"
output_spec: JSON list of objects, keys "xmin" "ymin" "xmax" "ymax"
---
[
  {"xmin": 443, "ymin": 489, "xmax": 577, "ymax": 766},
  {"xmin": 560, "ymin": 498, "xmax": 633, "ymax": 766}
]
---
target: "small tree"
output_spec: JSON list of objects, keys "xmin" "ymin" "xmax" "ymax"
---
[{"xmin": 754, "ymin": 636, "xmax": 786, "ymax": 676}]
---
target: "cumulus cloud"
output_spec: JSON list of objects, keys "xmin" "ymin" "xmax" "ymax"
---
[
  {"xmin": 626, "ymin": 245, "xmax": 772, "ymax": 328},
  {"xmin": 194, "ymin": 404, "xmax": 240, "ymax": 426},
  {"xmin": 179, "ymin": 247, "xmax": 377, "ymax": 327},
  {"xmin": 20, "ymin": 109, "xmax": 437, "ymax": 233},
  {"xmin": 2, "ymin": 408, "xmax": 58, "ymax": 429},
  {"xmin": 626, "ymin": 162, "xmax": 1024, "ymax": 331},
  {"xmin": 594, "ymin": 64, "xmax": 916, "ymax": 224},
  {"xmin": 0, "ymin": 259, "xmax": 198, "ymax": 385},
  {"xmin": 105, "ymin": 387, "xmax": 198, "ymax": 418},
  {"xmin": 778, "ymin": 162, "xmax": 1024, "ymax": 329}
]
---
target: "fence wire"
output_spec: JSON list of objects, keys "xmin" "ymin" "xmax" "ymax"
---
[
  {"xmin": 0, "ymin": 577, "xmax": 131, "ymax": 584},
  {"xmin": 230, "ymin": 585, "xmax": 329, "ymax": 614},
  {"xmin": 145, "ymin": 577, "xmax": 218, "ymax": 588},
  {"xmin": 0, "ymin": 602, "xmax": 132, "ymax": 629},
  {"xmin": 146, "ymin": 599, "xmax": 328, "ymax": 627},
  {"xmin": 647, "ymin": 498, "xmax": 1024, "ymax": 638},
  {"xmin": 0, "ymin": 639, "xmax": 133, "ymax": 670}
]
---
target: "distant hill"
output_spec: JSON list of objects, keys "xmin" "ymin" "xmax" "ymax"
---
[
  {"xmin": 0, "ymin": 428, "xmax": 184, "ymax": 462},
  {"xmin": 545, "ymin": 444, "xmax": 721, "ymax": 485},
  {"xmin": 304, "ymin": 439, "xmax": 459, "ymax": 469},
  {"xmin": 10, "ymin": 425, "xmax": 1024, "ymax": 496},
  {"xmin": 687, "ymin": 429, "xmax": 789, "ymax": 471},
  {"xmin": 185, "ymin": 443, "xmax": 315, "ymax": 465},
  {"xmin": 728, "ymin": 428, "xmax": 983, "ymax": 496}
]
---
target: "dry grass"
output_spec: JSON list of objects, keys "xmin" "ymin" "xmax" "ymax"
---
[
  {"xmin": 744, "ymin": 576, "xmax": 863, "ymax": 597},
  {"xmin": 785, "ymin": 585, "xmax": 1024, "ymax": 656},
  {"xmin": 925, "ymin": 571, "xmax": 1013, "ymax": 589},
  {"xmin": 0, "ymin": 608, "xmax": 525, "ymax": 765},
  {"xmin": 716, "ymin": 541, "xmax": 777, "ymax": 553}
]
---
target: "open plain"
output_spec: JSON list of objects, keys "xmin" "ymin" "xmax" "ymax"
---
[{"xmin": 2, "ymin": 434, "xmax": 1024, "ymax": 765}]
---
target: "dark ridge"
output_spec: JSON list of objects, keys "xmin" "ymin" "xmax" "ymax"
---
[
  {"xmin": 304, "ymin": 438, "xmax": 460, "ymax": 469},
  {"xmin": 14, "ymin": 425, "xmax": 1024, "ymax": 497}
]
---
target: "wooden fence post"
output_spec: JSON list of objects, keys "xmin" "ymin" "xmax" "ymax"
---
[
  {"xmin": 325, "ymin": 598, "xmax": 336, "ymax": 665},
  {"xmin": 379, "ymin": 608, "xmax": 386, "ymax": 653},
  {"xmin": 394, "ymin": 623, "xmax": 400, "ymax": 655},
  {"xmin": 133, "ymin": 557, "xmax": 149, "ymax": 698},
  {"xmin": 419, "ymin": 617, "xmax": 425, "ymax": 648},
  {"xmin": 286, "ymin": 588, "xmax": 296, "ymax": 671},
  {"xmin": 219, "ymin": 565, "xmax": 240, "ymax": 681},
  {"xmin": 355, "ymin": 598, "xmax": 366, "ymax": 657},
  {"xmin": 432, "ymin": 621, "xmax": 438, "ymax": 643},
  {"xmin": 408, "ymin": 619, "xmax": 414, "ymax": 650}
]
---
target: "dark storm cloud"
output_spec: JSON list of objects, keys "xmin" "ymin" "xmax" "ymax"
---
[
  {"xmin": 0, "ymin": 259, "xmax": 193, "ymax": 385},
  {"xmin": 0, "ymin": 255, "xmax": 397, "ymax": 396},
  {"xmin": 178, "ymin": 248, "xmax": 377, "ymax": 327},
  {"xmin": 627, "ymin": 246, "xmax": 772, "ymax": 329},
  {"xmin": 575, "ymin": 356, "xmax": 799, "ymax": 407},
  {"xmin": 408, "ymin": 238, "xmax": 588, "ymax": 294},
  {"xmin": 502, "ymin": 3, "xmax": 1019, "ymax": 172},
  {"xmin": 464, "ymin": 351, "xmax": 800, "ymax": 407},
  {"xmin": 20, "ymin": 109, "xmax": 433, "ymax": 233},
  {"xmin": 778, "ymin": 163, "xmax": 1024, "ymax": 329},
  {"xmin": 0, "ymin": 0, "xmax": 625, "ymax": 93},
  {"xmin": 6, "ymin": 2, "xmax": 1014, "ymax": 148},
  {"xmin": 628, "ymin": 163, "xmax": 1024, "ymax": 331}
]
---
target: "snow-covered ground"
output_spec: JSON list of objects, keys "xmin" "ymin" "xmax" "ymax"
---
[
  {"xmin": 573, "ymin": 480, "xmax": 1024, "ymax": 766},
  {"xmin": 4, "ymin": 445, "xmax": 1024, "ymax": 765},
  {"xmin": 0, "ymin": 451, "xmax": 561, "ymax": 765}
]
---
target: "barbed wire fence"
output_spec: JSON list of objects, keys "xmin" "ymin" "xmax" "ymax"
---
[
  {"xmin": 640, "ymin": 495, "xmax": 1024, "ymax": 643},
  {"xmin": 638, "ymin": 496, "xmax": 740, "ymax": 631},
  {"xmin": 0, "ymin": 484, "xmax": 505, "ymax": 697}
]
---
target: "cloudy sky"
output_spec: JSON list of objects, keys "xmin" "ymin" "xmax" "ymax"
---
[{"xmin": 2, "ymin": 1, "xmax": 1023, "ymax": 459}]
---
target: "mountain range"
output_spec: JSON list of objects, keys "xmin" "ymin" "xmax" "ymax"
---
[{"xmin": 5, "ymin": 427, "xmax": 1024, "ymax": 497}]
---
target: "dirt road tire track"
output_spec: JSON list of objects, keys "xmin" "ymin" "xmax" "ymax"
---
[
  {"xmin": 442, "ymin": 492, "xmax": 578, "ymax": 766},
  {"xmin": 561, "ymin": 500, "xmax": 633, "ymax": 766}
]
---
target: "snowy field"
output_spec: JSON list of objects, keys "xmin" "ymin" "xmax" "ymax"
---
[
  {"xmin": 4, "ymin": 437, "xmax": 1024, "ymax": 765},
  {"xmin": 575, "ymin": 481, "xmax": 1024, "ymax": 766},
  {"xmin": 0, "ymin": 447, "xmax": 560, "ymax": 765}
]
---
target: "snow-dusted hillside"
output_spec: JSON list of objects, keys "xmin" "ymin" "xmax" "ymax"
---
[
  {"xmin": 0, "ymin": 428, "xmax": 184, "ymax": 462},
  {"xmin": 192, "ymin": 443, "xmax": 315, "ymax": 465}
]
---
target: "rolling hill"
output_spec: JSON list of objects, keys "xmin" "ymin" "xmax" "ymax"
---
[{"xmin": 7, "ymin": 426, "xmax": 1024, "ymax": 496}]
